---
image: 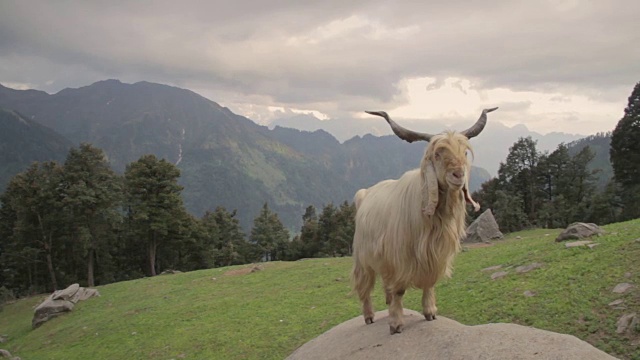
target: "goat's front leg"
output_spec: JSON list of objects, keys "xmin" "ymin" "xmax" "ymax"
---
[
  {"xmin": 388, "ymin": 289, "xmax": 405, "ymax": 334},
  {"xmin": 422, "ymin": 286, "xmax": 437, "ymax": 321}
]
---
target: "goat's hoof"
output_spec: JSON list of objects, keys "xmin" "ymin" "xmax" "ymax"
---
[
  {"xmin": 365, "ymin": 316, "xmax": 374, "ymax": 325},
  {"xmin": 424, "ymin": 313, "xmax": 437, "ymax": 321},
  {"xmin": 389, "ymin": 324, "xmax": 403, "ymax": 335}
]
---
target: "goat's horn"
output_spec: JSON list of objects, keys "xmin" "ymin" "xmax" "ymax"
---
[
  {"xmin": 460, "ymin": 107, "xmax": 498, "ymax": 139},
  {"xmin": 365, "ymin": 111, "xmax": 434, "ymax": 143}
]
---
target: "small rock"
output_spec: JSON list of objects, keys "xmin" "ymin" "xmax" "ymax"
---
[
  {"xmin": 616, "ymin": 313, "xmax": 637, "ymax": 334},
  {"xmin": 612, "ymin": 283, "xmax": 633, "ymax": 294},
  {"xmin": 0, "ymin": 349, "xmax": 12, "ymax": 358},
  {"xmin": 335, "ymin": 278, "xmax": 342, "ymax": 282},
  {"xmin": 481, "ymin": 265, "xmax": 502, "ymax": 272},
  {"xmin": 545, "ymin": 234, "xmax": 550, "ymax": 237},
  {"xmin": 250, "ymin": 265, "xmax": 263, "ymax": 273},
  {"xmin": 609, "ymin": 299, "xmax": 624, "ymax": 306},
  {"xmin": 0, "ymin": 335, "xmax": 6, "ymax": 343},
  {"xmin": 565, "ymin": 240, "xmax": 593, "ymax": 248},
  {"xmin": 515, "ymin": 236, "xmax": 522, "ymax": 240},
  {"xmin": 624, "ymin": 272, "xmax": 632, "ymax": 278},
  {"xmin": 515, "ymin": 263, "xmax": 543, "ymax": 274},
  {"xmin": 587, "ymin": 243, "xmax": 600, "ymax": 249},
  {"xmin": 211, "ymin": 277, "xmax": 217, "ymax": 281},
  {"xmin": 131, "ymin": 332, "xmax": 137, "ymax": 335},
  {"xmin": 523, "ymin": 290, "xmax": 536, "ymax": 297},
  {"xmin": 160, "ymin": 269, "xmax": 182, "ymax": 275},
  {"xmin": 555, "ymin": 222, "xmax": 604, "ymax": 242},
  {"xmin": 491, "ymin": 271, "xmax": 508, "ymax": 280}
]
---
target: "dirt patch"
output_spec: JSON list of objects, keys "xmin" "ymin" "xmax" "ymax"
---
[{"xmin": 224, "ymin": 264, "xmax": 264, "ymax": 276}]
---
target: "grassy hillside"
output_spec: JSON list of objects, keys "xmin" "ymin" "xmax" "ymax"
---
[{"xmin": 1, "ymin": 220, "xmax": 639, "ymax": 359}]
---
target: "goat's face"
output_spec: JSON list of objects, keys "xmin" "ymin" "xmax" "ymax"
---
[{"xmin": 427, "ymin": 133, "xmax": 472, "ymax": 191}]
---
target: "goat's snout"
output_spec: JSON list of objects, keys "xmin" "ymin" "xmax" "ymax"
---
[{"xmin": 452, "ymin": 170, "xmax": 464, "ymax": 180}]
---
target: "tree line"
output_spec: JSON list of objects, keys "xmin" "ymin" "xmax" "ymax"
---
[
  {"xmin": 472, "ymin": 81, "xmax": 640, "ymax": 231},
  {"xmin": 0, "ymin": 143, "xmax": 356, "ymax": 298}
]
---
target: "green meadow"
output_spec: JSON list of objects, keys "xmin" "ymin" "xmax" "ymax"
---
[{"xmin": 1, "ymin": 219, "xmax": 639, "ymax": 359}]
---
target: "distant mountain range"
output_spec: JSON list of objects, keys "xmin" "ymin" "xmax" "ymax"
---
[
  {"xmin": 272, "ymin": 112, "xmax": 585, "ymax": 176},
  {"xmin": 0, "ymin": 108, "xmax": 72, "ymax": 188},
  {"xmin": 0, "ymin": 80, "xmax": 492, "ymax": 230}
]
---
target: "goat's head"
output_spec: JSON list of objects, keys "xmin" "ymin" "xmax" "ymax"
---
[{"xmin": 365, "ymin": 108, "xmax": 497, "ymax": 192}]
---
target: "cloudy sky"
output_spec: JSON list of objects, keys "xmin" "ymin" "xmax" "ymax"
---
[{"xmin": 1, "ymin": 0, "xmax": 638, "ymax": 135}]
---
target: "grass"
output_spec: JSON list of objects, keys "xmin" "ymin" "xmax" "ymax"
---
[{"xmin": 1, "ymin": 219, "xmax": 639, "ymax": 359}]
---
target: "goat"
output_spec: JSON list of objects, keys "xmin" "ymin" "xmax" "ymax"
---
[{"xmin": 351, "ymin": 108, "xmax": 497, "ymax": 334}]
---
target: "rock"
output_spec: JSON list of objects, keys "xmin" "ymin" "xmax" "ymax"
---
[
  {"xmin": 0, "ymin": 335, "xmax": 6, "ymax": 343},
  {"xmin": 0, "ymin": 349, "xmax": 11, "ymax": 358},
  {"xmin": 515, "ymin": 263, "xmax": 543, "ymax": 274},
  {"xmin": 70, "ymin": 288, "xmax": 100, "ymax": 303},
  {"xmin": 523, "ymin": 290, "xmax": 536, "ymax": 297},
  {"xmin": 491, "ymin": 271, "xmax": 508, "ymax": 280},
  {"xmin": 555, "ymin": 223, "xmax": 604, "ymax": 242},
  {"xmin": 32, "ymin": 298, "xmax": 75, "ymax": 328},
  {"xmin": 565, "ymin": 240, "xmax": 594, "ymax": 248},
  {"xmin": 464, "ymin": 209, "xmax": 504, "ymax": 243},
  {"xmin": 286, "ymin": 309, "xmax": 617, "ymax": 360},
  {"xmin": 481, "ymin": 265, "xmax": 502, "ymax": 272},
  {"xmin": 612, "ymin": 283, "xmax": 633, "ymax": 294},
  {"xmin": 608, "ymin": 299, "xmax": 624, "ymax": 307},
  {"xmin": 32, "ymin": 285, "xmax": 100, "ymax": 329},
  {"xmin": 51, "ymin": 283, "xmax": 80, "ymax": 301},
  {"xmin": 515, "ymin": 236, "xmax": 522, "ymax": 240},
  {"xmin": 624, "ymin": 272, "xmax": 632, "ymax": 278},
  {"xmin": 250, "ymin": 265, "xmax": 263, "ymax": 273},
  {"xmin": 616, "ymin": 313, "xmax": 637, "ymax": 334}
]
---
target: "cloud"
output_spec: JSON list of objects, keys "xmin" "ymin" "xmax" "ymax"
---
[{"xmin": 0, "ymin": 1, "xmax": 638, "ymax": 135}]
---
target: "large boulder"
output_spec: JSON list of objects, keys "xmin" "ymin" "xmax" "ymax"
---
[
  {"xmin": 287, "ymin": 309, "xmax": 616, "ymax": 360},
  {"xmin": 464, "ymin": 209, "xmax": 503, "ymax": 243},
  {"xmin": 555, "ymin": 222, "xmax": 604, "ymax": 242},
  {"xmin": 32, "ymin": 283, "xmax": 100, "ymax": 329}
]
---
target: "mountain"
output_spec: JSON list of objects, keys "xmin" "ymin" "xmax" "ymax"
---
[
  {"xmin": 0, "ymin": 80, "xmax": 490, "ymax": 230},
  {"xmin": 0, "ymin": 108, "xmax": 72, "ymax": 189},
  {"xmin": 272, "ymin": 114, "xmax": 584, "ymax": 176},
  {"xmin": 566, "ymin": 133, "xmax": 613, "ymax": 188}
]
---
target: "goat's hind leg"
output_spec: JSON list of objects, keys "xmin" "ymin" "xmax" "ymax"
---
[{"xmin": 352, "ymin": 264, "xmax": 376, "ymax": 324}]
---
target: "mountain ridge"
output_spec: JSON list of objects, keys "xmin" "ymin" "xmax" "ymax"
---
[{"xmin": 0, "ymin": 80, "xmax": 493, "ymax": 230}]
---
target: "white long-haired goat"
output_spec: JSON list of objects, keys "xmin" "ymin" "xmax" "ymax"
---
[{"xmin": 351, "ymin": 108, "xmax": 497, "ymax": 334}]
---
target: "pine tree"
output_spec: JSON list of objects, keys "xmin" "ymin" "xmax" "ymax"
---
[
  {"xmin": 0, "ymin": 162, "xmax": 66, "ymax": 292},
  {"xmin": 611, "ymin": 81, "xmax": 640, "ymax": 187},
  {"xmin": 498, "ymin": 137, "xmax": 540, "ymax": 222},
  {"xmin": 610, "ymin": 82, "xmax": 640, "ymax": 220},
  {"xmin": 124, "ymin": 155, "xmax": 185, "ymax": 276},
  {"xmin": 250, "ymin": 203, "xmax": 289, "ymax": 261},
  {"xmin": 63, "ymin": 143, "xmax": 122, "ymax": 287}
]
